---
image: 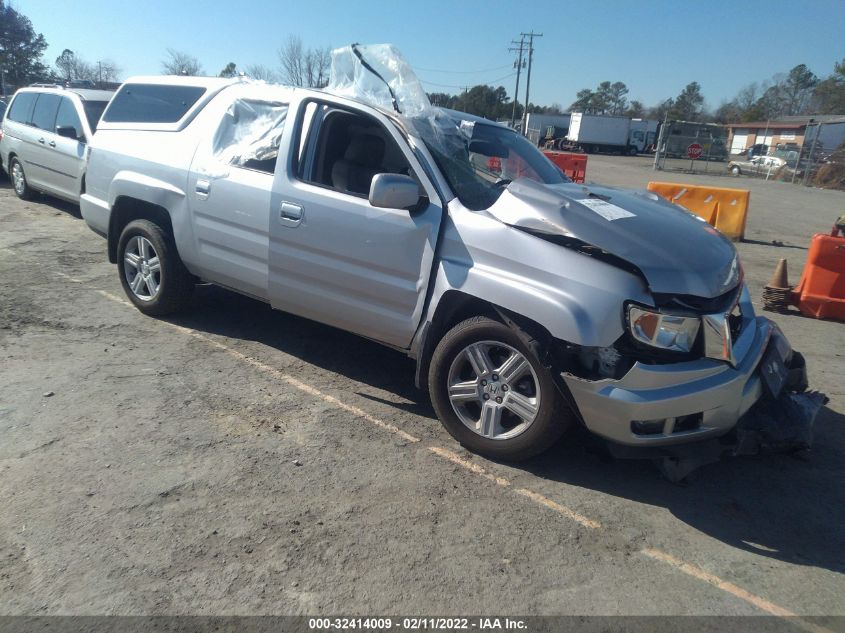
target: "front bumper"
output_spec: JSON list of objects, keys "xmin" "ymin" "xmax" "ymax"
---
[{"xmin": 563, "ymin": 313, "xmax": 784, "ymax": 447}]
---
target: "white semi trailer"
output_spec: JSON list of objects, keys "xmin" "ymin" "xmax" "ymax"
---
[{"xmin": 567, "ymin": 113, "xmax": 634, "ymax": 154}]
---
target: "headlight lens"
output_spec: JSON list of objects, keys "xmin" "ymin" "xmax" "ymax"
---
[{"xmin": 627, "ymin": 305, "xmax": 700, "ymax": 353}]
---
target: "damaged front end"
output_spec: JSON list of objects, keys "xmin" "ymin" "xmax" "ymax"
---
[{"xmin": 555, "ymin": 295, "xmax": 826, "ymax": 482}]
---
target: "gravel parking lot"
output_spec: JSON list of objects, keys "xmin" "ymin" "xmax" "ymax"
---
[{"xmin": 1, "ymin": 156, "xmax": 843, "ymax": 622}]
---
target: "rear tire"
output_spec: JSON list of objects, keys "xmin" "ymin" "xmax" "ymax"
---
[
  {"xmin": 731, "ymin": 165, "xmax": 741, "ymax": 176},
  {"xmin": 10, "ymin": 158, "xmax": 33, "ymax": 200},
  {"xmin": 429, "ymin": 316, "xmax": 571, "ymax": 461},
  {"xmin": 117, "ymin": 219, "xmax": 194, "ymax": 316}
]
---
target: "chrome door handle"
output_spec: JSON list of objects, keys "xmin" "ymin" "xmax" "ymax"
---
[
  {"xmin": 48, "ymin": 141, "xmax": 56, "ymax": 148},
  {"xmin": 38, "ymin": 138, "xmax": 45, "ymax": 144},
  {"xmin": 195, "ymin": 179, "xmax": 211, "ymax": 199},
  {"xmin": 280, "ymin": 201, "xmax": 303, "ymax": 226}
]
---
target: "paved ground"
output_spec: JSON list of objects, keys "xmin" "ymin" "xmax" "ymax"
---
[{"xmin": 0, "ymin": 158, "xmax": 843, "ymax": 623}]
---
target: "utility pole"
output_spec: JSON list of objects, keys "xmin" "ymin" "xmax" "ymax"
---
[
  {"xmin": 508, "ymin": 35, "xmax": 526, "ymax": 129},
  {"xmin": 98, "ymin": 61, "xmax": 102, "ymax": 84},
  {"xmin": 521, "ymin": 31, "xmax": 542, "ymax": 136}
]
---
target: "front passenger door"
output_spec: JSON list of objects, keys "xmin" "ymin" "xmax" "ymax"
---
[
  {"xmin": 268, "ymin": 99, "xmax": 443, "ymax": 349},
  {"xmin": 50, "ymin": 97, "xmax": 87, "ymax": 200}
]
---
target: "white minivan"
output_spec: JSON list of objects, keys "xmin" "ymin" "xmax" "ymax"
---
[{"xmin": 0, "ymin": 85, "xmax": 113, "ymax": 204}]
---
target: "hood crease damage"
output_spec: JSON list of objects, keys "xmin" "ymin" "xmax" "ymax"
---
[{"xmin": 488, "ymin": 178, "xmax": 742, "ymax": 299}]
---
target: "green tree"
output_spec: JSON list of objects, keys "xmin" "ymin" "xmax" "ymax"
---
[
  {"xmin": 218, "ymin": 62, "xmax": 237, "ymax": 78},
  {"xmin": 569, "ymin": 88, "xmax": 594, "ymax": 112},
  {"xmin": 813, "ymin": 58, "xmax": 845, "ymax": 114},
  {"xmin": 625, "ymin": 100, "xmax": 645, "ymax": 118},
  {"xmin": 0, "ymin": 1, "xmax": 52, "ymax": 90},
  {"xmin": 779, "ymin": 64, "xmax": 817, "ymax": 115},
  {"xmin": 668, "ymin": 82, "xmax": 704, "ymax": 120},
  {"xmin": 607, "ymin": 81, "xmax": 629, "ymax": 115},
  {"xmin": 569, "ymin": 80, "xmax": 629, "ymax": 115}
]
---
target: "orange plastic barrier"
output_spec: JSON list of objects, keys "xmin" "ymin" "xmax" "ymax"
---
[
  {"xmin": 646, "ymin": 182, "xmax": 750, "ymax": 241},
  {"xmin": 543, "ymin": 151, "xmax": 587, "ymax": 184},
  {"xmin": 791, "ymin": 232, "xmax": 845, "ymax": 321}
]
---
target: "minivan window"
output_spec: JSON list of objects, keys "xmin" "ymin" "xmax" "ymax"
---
[
  {"xmin": 31, "ymin": 94, "xmax": 62, "ymax": 131},
  {"xmin": 103, "ymin": 84, "xmax": 206, "ymax": 123},
  {"xmin": 82, "ymin": 100, "xmax": 109, "ymax": 131},
  {"xmin": 7, "ymin": 92, "xmax": 37, "ymax": 124},
  {"xmin": 55, "ymin": 98, "xmax": 83, "ymax": 139}
]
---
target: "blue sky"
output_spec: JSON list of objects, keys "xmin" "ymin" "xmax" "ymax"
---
[{"xmin": 16, "ymin": 0, "xmax": 845, "ymax": 109}]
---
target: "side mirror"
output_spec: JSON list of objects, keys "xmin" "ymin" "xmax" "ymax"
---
[
  {"xmin": 56, "ymin": 125, "xmax": 82, "ymax": 141},
  {"xmin": 369, "ymin": 173, "xmax": 423, "ymax": 210}
]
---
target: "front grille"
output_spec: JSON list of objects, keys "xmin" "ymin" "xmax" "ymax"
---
[{"xmin": 653, "ymin": 284, "xmax": 741, "ymax": 314}]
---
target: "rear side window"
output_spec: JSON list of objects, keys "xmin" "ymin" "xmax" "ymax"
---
[
  {"xmin": 7, "ymin": 92, "xmax": 37, "ymax": 123},
  {"xmin": 103, "ymin": 84, "xmax": 206, "ymax": 123},
  {"xmin": 31, "ymin": 94, "xmax": 61, "ymax": 131},
  {"xmin": 55, "ymin": 98, "xmax": 83, "ymax": 138}
]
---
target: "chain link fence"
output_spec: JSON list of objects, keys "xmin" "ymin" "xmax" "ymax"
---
[
  {"xmin": 797, "ymin": 122, "xmax": 845, "ymax": 189},
  {"xmin": 652, "ymin": 120, "xmax": 729, "ymax": 175}
]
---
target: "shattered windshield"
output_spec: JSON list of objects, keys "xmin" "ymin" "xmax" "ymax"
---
[{"xmin": 412, "ymin": 113, "xmax": 570, "ymax": 211}]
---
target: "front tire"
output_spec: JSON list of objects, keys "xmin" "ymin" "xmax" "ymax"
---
[
  {"xmin": 117, "ymin": 219, "xmax": 194, "ymax": 316},
  {"xmin": 428, "ymin": 316, "xmax": 571, "ymax": 461},
  {"xmin": 10, "ymin": 158, "xmax": 33, "ymax": 200},
  {"xmin": 731, "ymin": 165, "xmax": 741, "ymax": 176}
]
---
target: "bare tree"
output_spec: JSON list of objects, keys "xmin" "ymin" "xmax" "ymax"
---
[
  {"xmin": 304, "ymin": 46, "xmax": 331, "ymax": 88},
  {"xmin": 96, "ymin": 60, "xmax": 121, "ymax": 82},
  {"xmin": 278, "ymin": 35, "xmax": 305, "ymax": 86},
  {"xmin": 55, "ymin": 49, "xmax": 121, "ymax": 84},
  {"xmin": 55, "ymin": 49, "xmax": 77, "ymax": 81},
  {"xmin": 278, "ymin": 37, "xmax": 331, "ymax": 88},
  {"xmin": 244, "ymin": 64, "xmax": 277, "ymax": 82},
  {"xmin": 162, "ymin": 48, "xmax": 203, "ymax": 76}
]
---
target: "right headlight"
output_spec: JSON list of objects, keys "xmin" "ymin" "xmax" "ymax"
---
[{"xmin": 627, "ymin": 305, "xmax": 700, "ymax": 353}]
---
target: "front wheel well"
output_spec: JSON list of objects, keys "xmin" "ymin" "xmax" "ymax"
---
[
  {"xmin": 108, "ymin": 197, "xmax": 174, "ymax": 263},
  {"xmin": 414, "ymin": 291, "xmax": 556, "ymax": 391}
]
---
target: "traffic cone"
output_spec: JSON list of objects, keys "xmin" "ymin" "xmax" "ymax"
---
[{"xmin": 762, "ymin": 258, "xmax": 792, "ymax": 313}]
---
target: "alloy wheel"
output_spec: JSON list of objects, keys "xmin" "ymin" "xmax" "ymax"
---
[
  {"xmin": 446, "ymin": 340, "xmax": 541, "ymax": 440},
  {"xmin": 11, "ymin": 162, "xmax": 26, "ymax": 196},
  {"xmin": 123, "ymin": 236, "xmax": 161, "ymax": 301}
]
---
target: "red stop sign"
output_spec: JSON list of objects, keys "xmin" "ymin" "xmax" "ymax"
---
[{"xmin": 687, "ymin": 143, "xmax": 703, "ymax": 159}]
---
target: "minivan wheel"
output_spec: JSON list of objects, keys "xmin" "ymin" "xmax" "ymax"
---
[
  {"xmin": 731, "ymin": 165, "xmax": 741, "ymax": 176},
  {"xmin": 117, "ymin": 219, "xmax": 194, "ymax": 316},
  {"xmin": 429, "ymin": 316, "xmax": 571, "ymax": 460},
  {"xmin": 10, "ymin": 158, "xmax": 33, "ymax": 200}
]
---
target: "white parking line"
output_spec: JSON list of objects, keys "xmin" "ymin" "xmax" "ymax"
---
[{"xmin": 641, "ymin": 548, "xmax": 836, "ymax": 633}]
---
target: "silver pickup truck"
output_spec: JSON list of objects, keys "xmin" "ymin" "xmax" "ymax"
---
[{"xmin": 81, "ymin": 46, "xmax": 809, "ymax": 463}]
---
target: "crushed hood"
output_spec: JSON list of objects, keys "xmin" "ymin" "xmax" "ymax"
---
[{"xmin": 488, "ymin": 179, "xmax": 740, "ymax": 299}]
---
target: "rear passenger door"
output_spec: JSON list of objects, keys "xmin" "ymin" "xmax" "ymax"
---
[
  {"xmin": 25, "ymin": 93, "xmax": 62, "ymax": 191},
  {"xmin": 187, "ymin": 96, "xmax": 289, "ymax": 301}
]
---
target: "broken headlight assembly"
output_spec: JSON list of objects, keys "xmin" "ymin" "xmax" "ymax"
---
[{"xmin": 626, "ymin": 305, "xmax": 700, "ymax": 354}]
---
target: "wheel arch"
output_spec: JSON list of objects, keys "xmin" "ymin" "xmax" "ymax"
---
[
  {"xmin": 108, "ymin": 197, "xmax": 175, "ymax": 264},
  {"xmin": 413, "ymin": 290, "xmax": 556, "ymax": 391}
]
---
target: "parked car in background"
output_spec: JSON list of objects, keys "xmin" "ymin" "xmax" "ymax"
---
[
  {"xmin": 0, "ymin": 84, "xmax": 114, "ymax": 203},
  {"xmin": 728, "ymin": 154, "xmax": 786, "ymax": 176}
]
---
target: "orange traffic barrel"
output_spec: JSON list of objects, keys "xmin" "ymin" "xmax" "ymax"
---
[{"xmin": 791, "ymin": 232, "xmax": 845, "ymax": 321}]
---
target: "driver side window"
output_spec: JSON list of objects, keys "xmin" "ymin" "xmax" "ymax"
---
[{"xmin": 297, "ymin": 103, "xmax": 413, "ymax": 198}]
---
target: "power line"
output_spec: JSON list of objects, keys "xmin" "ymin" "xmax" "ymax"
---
[
  {"xmin": 419, "ymin": 72, "xmax": 516, "ymax": 90},
  {"xmin": 414, "ymin": 63, "xmax": 512, "ymax": 75}
]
